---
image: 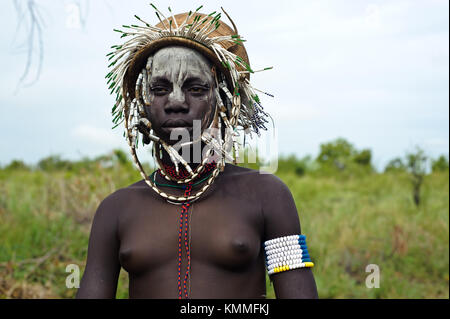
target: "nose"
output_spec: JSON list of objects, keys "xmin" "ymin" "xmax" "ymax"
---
[{"xmin": 165, "ymin": 85, "xmax": 188, "ymax": 113}]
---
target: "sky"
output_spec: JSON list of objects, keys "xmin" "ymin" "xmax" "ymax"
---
[{"xmin": 0, "ymin": 0, "xmax": 448, "ymax": 171}]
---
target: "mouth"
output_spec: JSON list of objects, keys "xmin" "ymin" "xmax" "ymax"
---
[
  {"xmin": 162, "ymin": 119, "xmax": 192, "ymax": 128},
  {"xmin": 161, "ymin": 119, "xmax": 193, "ymax": 136}
]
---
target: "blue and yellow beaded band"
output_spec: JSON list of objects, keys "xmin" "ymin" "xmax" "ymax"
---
[{"xmin": 264, "ymin": 234, "xmax": 314, "ymax": 275}]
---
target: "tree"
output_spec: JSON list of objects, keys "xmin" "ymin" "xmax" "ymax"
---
[
  {"xmin": 12, "ymin": 0, "xmax": 92, "ymax": 92},
  {"xmin": 405, "ymin": 147, "xmax": 427, "ymax": 207},
  {"xmin": 431, "ymin": 155, "xmax": 449, "ymax": 172},
  {"xmin": 12, "ymin": 0, "xmax": 45, "ymax": 91},
  {"xmin": 316, "ymin": 138, "xmax": 373, "ymax": 172},
  {"xmin": 316, "ymin": 138, "xmax": 355, "ymax": 170}
]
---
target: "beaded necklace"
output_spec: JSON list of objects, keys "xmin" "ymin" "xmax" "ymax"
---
[{"xmin": 152, "ymin": 161, "xmax": 217, "ymax": 299}]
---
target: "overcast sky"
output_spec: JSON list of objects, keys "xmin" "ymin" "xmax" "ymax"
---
[{"xmin": 0, "ymin": 0, "xmax": 448, "ymax": 171}]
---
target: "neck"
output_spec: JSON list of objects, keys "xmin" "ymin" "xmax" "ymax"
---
[{"xmin": 157, "ymin": 140, "xmax": 216, "ymax": 173}]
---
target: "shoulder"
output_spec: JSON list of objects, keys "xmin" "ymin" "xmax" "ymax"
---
[
  {"xmin": 223, "ymin": 164, "xmax": 290, "ymax": 196},
  {"xmin": 94, "ymin": 179, "xmax": 155, "ymax": 218},
  {"xmin": 221, "ymin": 163, "xmax": 293, "ymax": 208},
  {"xmin": 225, "ymin": 166, "xmax": 302, "ymax": 238},
  {"xmin": 222, "ymin": 163, "xmax": 287, "ymax": 185},
  {"xmin": 100, "ymin": 181, "xmax": 142, "ymax": 206},
  {"xmin": 108, "ymin": 176, "xmax": 160, "ymax": 200}
]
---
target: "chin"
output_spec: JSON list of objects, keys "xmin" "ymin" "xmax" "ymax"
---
[{"xmin": 160, "ymin": 127, "xmax": 193, "ymax": 143}]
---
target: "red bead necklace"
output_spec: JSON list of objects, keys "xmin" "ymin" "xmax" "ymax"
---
[{"xmin": 158, "ymin": 162, "xmax": 217, "ymax": 299}]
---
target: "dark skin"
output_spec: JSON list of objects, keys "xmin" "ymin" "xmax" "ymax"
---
[{"xmin": 76, "ymin": 47, "xmax": 318, "ymax": 299}]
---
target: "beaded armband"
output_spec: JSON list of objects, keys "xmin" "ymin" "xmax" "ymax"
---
[{"xmin": 264, "ymin": 234, "xmax": 314, "ymax": 275}]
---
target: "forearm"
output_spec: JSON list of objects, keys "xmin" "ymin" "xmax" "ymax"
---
[{"xmin": 76, "ymin": 267, "xmax": 120, "ymax": 299}]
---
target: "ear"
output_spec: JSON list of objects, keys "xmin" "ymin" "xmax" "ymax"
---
[{"xmin": 204, "ymin": 85, "xmax": 218, "ymax": 128}]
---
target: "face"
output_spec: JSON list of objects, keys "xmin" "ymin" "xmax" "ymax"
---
[{"xmin": 145, "ymin": 46, "xmax": 216, "ymax": 144}]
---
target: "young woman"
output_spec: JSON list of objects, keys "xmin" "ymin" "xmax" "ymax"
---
[{"xmin": 76, "ymin": 6, "xmax": 318, "ymax": 299}]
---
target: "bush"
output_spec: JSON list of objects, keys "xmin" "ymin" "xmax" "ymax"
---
[
  {"xmin": 4, "ymin": 160, "xmax": 30, "ymax": 171},
  {"xmin": 277, "ymin": 154, "xmax": 313, "ymax": 177},
  {"xmin": 354, "ymin": 149, "xmax": 372, "ymax": 166},
  {"xmin": 384, "ymin": 158, "xmax": 406, "ymax": 173},
  {"xmin": 37, "ymin": 155, "xmax": 73, "ymax": 171},
  {"xmin": 113, "ymin": 149, "xmax": 131, "ymax": 166}
]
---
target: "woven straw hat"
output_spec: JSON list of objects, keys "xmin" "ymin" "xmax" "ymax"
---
[{"xmin": 123, "ymin": 11, "xmax": 250, "ymax": 101}]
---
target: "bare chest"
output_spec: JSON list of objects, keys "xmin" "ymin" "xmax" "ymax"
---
[{"xmin": 118, "ymin": 187, "xmax": 264, "ymax": 275}]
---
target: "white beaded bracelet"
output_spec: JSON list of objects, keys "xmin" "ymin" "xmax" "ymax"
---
[{"xmin": 264, "ymin": 234, "xmax": 314, "ymax": 275}]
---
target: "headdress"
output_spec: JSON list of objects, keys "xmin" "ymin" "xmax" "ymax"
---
[{"xmin": 106, "ymin": 4, "xmax": 273, "ymax": 203}]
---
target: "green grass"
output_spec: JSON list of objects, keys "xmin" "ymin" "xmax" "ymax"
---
[
  {"xmin": 0, "ymin": 164, "xmax": 448, "ymax": 299},
  {"xmin": 279, "ymin": 171, "xmax": 449, "ymax": 298}
]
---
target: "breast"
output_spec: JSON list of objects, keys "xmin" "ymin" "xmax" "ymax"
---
[
  {"xmin": 118, "ymin": 222, "xmax": 179, "ymax": 275},
  {"xmin": 188, "ymin": 190, "xmax": 264, "ymax": 272},
  {"xmin": 119, "ymin": 241, "xmax": 176, "ymax": 275},
  {"xmin": 117, "ymin": 181, "xmax": 265, "ymax": 275},
  {"xmin": 191, "ymin": 221, "xmax": 262, "ymax": 272},
  {"xmin": 226, "ymin": 237, "xmax": 262, "ymax": 270}
]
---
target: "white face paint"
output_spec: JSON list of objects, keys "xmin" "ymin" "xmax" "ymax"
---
[
  {"xmin": 149, "ymin": 46, "xmax": 215, "ymax": 110},
  {"xmin": 150, "ymin": 46, "xmax": 214, "ymax": 84},
  {"xmin": 146, "ymin": 46, "xmax": 218, "ymax": 145}
]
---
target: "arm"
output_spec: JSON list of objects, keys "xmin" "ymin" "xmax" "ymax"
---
[
  {"xmin": 261, "ymin": 174, "xmax": 318, "ymax": 299},
  {"xmin": 76, "ymin": 193, "xmax": 121, "ymax": 299}
]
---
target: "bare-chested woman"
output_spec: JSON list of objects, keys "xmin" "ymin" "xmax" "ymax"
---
[{"xmin": 76, "ymin": 6, "xmax": 318, "ymax": 299}]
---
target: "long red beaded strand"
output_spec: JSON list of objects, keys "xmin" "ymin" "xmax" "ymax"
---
[
  {"xmin": 159, "ymin": 161, "xmax": 217, "ymax": 299},
  {"xmin": 178, "ymin": 183, "xmax": 192, "ymax": 299},
  {"xmin": 182, "ymin": 186, "xmax": 192, "ymax": 299}
]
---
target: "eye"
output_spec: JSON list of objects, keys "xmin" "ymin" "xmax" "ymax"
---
[
  {"xmin": 150, "ymin": 86, "xmax": 169, "ymax": 96},
  {"xmin": 188, "ymin": 86, "xmax": 208, "ymax": 95}
]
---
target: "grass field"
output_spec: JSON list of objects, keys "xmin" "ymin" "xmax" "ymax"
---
[{"xmin": 0, "ymin": 159, "xmax": 448, "ymax": 299}]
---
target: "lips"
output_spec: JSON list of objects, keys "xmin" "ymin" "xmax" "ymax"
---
[{"xmin": 162, "ymin": 119, "xmax": 192, "ymax": 128}]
